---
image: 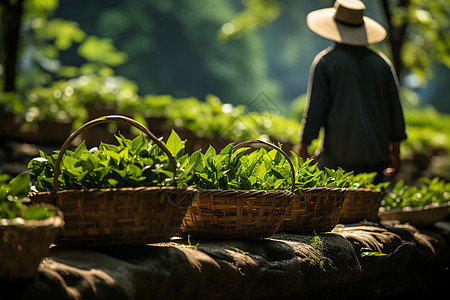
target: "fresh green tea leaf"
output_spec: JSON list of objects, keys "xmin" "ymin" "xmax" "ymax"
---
[
  {"xmin": 7, "ymin": 172, "xmax": 31, "ymax": 199},
  {"xmin": 166, "ymin": 130, "xmax": 184, "ymax": 158}
]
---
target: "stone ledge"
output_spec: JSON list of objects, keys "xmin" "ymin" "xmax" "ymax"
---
[{"xmin": 3, "ymin": 221, "xmax": 450, "ymax": 300}]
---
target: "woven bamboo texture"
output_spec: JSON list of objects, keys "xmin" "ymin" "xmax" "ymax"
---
[
  {"xmin": 339, "ymin": 188, "xmax": 385, "ymax": 224},
  {"xmin": 278, "ymin": 188, "xmax": 347, "ymax": 234},
  {"xmin": 179, "ymin": 189, "xmax": 294, "ymax": 239},
  {"xmin": 30, "ymin": 115, "xmax": 196, "ymax": 246},
  {"xmin": 32, "ymin": 187, "xmax": 196, "ymax": 246},
  {"xmin": 378, "ymin": 201, "xmax": 450, "ymax": 227},
  {"xmin": 178, "ymin": 139, "xmax": 296, "ymax": 239},
  {"xmin": 0, "ymin": 205, "xmax": 64, "ymax": 281}
]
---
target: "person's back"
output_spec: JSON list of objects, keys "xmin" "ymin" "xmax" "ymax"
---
[
  {"xmin": 299, "ymin": 0, "xmax": 407, "ymax": 181},
  {"xmin": 304, "ymin": 44, "xmax": 406, "ymax": 172}
]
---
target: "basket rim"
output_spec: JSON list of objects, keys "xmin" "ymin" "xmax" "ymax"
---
[
  {"xmin": 379, "ymin": 200, "xmax": 450, "ymax": 215},
  {"xmin": 301, "ymin": 187, "xmax": 348, "ymax": 192},
  {"xmin": 31, "ymin": 185, "xmax": 198, "ymax": 195},
  {"xmin": 346, "ymin": 187, "xmax": 385, "ymax": 194},
  {"xmin": 197, "ymin": 188, "xmax": 297, "ymax": 195},
  {"xmin": 0, "ymin": 204, "xmax": 64, "ymax": 229}
]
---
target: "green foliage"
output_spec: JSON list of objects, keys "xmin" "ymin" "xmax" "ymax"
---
[
  {"xmin": 39, "ymin": 18, "xmax": 86, "ymax": 51},
  {"xmin": 65, "ymin": 74, "xmax": 141, "ymax": 111},
  {"xmin": 381, "ymin": 177, "xmax": 450, "ymax": 210},
  {"xmin": 0, "ymin": 172, "xmax": 30, "ymax": 201},
  {"xmin": 344, "ymin": 172, "xmax": 390, "ymax": 191},
  {"xmin": 0, "ymin": 92, "xmax": 23, "ymax": 114},
  {"xmin": 0, "ymin": 172, "xmax": 54, "ymax": 220},
  {"xmin": 309, "ymin": 234, "xmax": 334, "ymax": 271},
  {"xmin": 392, "ymin": 0, "xmax": 450, "ymax": 85},
  {"xmin": 228, "ymin": 246, "xmax": 249, "ymax": 255},
  {"xmin": 360, "ymin": 247, "xmax": 387, "ymax": 258},
  {"xmin": 288, "ymin": 152, "xmax": 351, "ymax": 191},
  {"xmin": 78, "ymin": 36, "xmax": 128, "ymax": 67},
  {"xmin": 177, "ymin": 235, "xmax": 199, "ymax": 250},
  {"xmin": 164, "ymin": 94, "xmax": 245, "ymax": 138},
  {"xmin": 217, "ymin": 0, "xmax": 281, "ymax": 41},
  {"xmin": 130, "ymin": 95, "xmax": 450, "ymax": 162},
  {"xmin": 402, "ymin": 106, "xmax": 450, "ymax": 155},
  {"xmin": 28, "ymin": 131, "xmax": 192, "ymax": 191},
  {"xmin": 11, "ymin": 0, "xmax": 128, "ymax": 91},
  {"xmin": 186, "ymin": 143, "xmax": 353, "ymax": 192},
  {"xmin": 54, "ymin": 0, "xmax": 281, "ymax": 104},
  {"xmin": 24, "ymin": 81, "xmax": 85, "ymax": 123},
  {"xmin": 187, "ymin": 143, "xmax": 293, "ymax": 191},
  {"xmin": 140, "ymin": 94, "xmax": 174, "ymax": 117}
]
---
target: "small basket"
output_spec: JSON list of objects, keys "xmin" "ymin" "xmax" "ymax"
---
[
  {"xmin": 0, "ymin": 204, "xmax": 64, "ymax": 281},
  {"xmin": 278, "ymin": 187, "xmax": 347, "ymax": 234},
  {"xmin": 178, "ymin": 139, "xmax": 296, "ymax": 239},
  {"xmin": 378, "ymin": 201, "xmax": 450, "ymax": 227},
  {"xmin": 30, "ymin": 115, "xmax": 197, "ymax": 246},
  {"xmin": 339, "ymin": 188, "xmax": 385, "ymax": 224}
]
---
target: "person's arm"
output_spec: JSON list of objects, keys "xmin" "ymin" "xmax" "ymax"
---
[
  {"xmin": 299, "ymin": 142, "xmax": 310, "ymax": 161},
  {"xmin": 379, "ymin": 52, "xmax": 406, "ymax": 176},
  {"xmin": 384, "ymin": 141, "xmax": 401, "ymax": 176},
  {"xmin": 300, "ymin": 51, "xmax": 330, "ymax": 160}
]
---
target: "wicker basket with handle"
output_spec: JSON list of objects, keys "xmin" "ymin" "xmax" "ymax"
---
[
  {"xmin": 178, "ymin": 139, "xmax": 296, "ymax": 239},
  {"xmin": 338, "ymin": 188, "xmax": 385, "ymax": 224},
  {"xmin": 30, "ymin": 115, "xmax": 197, "ymax": 246},
  {"xmin": 278, "ymin": 187, "xmax": 348, "ymax": 234}
]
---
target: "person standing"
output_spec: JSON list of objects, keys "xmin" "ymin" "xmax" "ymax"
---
[{"xmin": 299, "ymin": 0, "xmax": 407, "ymax": 183}]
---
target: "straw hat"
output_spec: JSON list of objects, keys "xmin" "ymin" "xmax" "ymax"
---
[{"xmin": 306, "ymin": 0, "xmax": 387, "ymax": 46}]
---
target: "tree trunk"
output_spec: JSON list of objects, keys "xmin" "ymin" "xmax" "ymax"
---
[
  {"xmin": 381, "ymin": 0, "xmax": 409, "ymax": 80},
  {"xmin": 1, "ymin": 0, "xmax": 24, "ymax": 93}
]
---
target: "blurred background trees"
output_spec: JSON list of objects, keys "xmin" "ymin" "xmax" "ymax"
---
[
  {"xmin": 0, "ymin": 0, "xmax": 449, "ymax": 181},
  {"xmin": 1, "ymin": 0, "xmax": 449, "ymax": 109}
]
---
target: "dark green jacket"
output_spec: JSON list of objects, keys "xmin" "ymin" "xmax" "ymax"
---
[{"xmin": 301, "ymin": 43, "xmax": 407, "ymax": 172}]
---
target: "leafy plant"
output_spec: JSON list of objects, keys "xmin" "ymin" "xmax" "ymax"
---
[
  {"xmin": 381, "ymin": 177, "xmax": 450, "ymax": 210},
  {"xmin": 24, "ymin": 81, "xmax": 84, "ymax": 124},
  {"xmin": 165, "ymin": 95, "xmax": 245, "ymax": 139},
  {"xmin": 0, "ymin": 92, "xmax": 23, "ymax": 114},
  {"xmin": 28, "ymin": 130, "xmax": 193, "ymax": 191},
  {"xmin": 177, "ymin": 235, "xmax": 199, "ymax": 250},
  {"xmin": 288, "ymin": 152, "xmax": 352, "ymax": 191},
  {"xmin": 360, "ymin": 247, "xmax": 387, "ymax": 258},
  {"xmin": 228, "ymin": 246, "xmax": 249, "ymax": 255},
  {"xmin": 0, "ymin": 172, "xmax": 54, "ymax": 220},
  {"xmin": 344, "ymin": 172, "xmax": 390, "ymax": 191},
  {"xmin": 309, "ymin": 234, "xmax": 334, "ymax": 271},
  {"xmin": 140, "ymin": 94, "xmax": 173, "ymax": 117},
  {"xmin": 65, "ymin": 74, "xmax": 141, "ymax": 111},
  {"xmin": 186, "ymin": 143, "xmax": 293, "ymax": 191}
]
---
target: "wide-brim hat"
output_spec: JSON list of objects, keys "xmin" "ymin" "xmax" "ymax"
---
[{"xmin": 306, "ymin": 0, "xmax": 387, "ymax": 46}]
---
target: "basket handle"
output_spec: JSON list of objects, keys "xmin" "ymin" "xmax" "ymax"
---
[
  {"xmin": 52, "ymin": 115, "xmax": 177, "ymax": 192},
  {"xmin": 232, "ymin": 139, "xmax": 295, "ymax": 193}
]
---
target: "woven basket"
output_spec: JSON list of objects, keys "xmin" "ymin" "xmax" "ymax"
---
[
  {"xmin": 339, "ymin": 188, "xmax": 385, "ymax": 224},
  {"xmin": 0, "ymin": 204, "xmax": 64, "ymax": 281},
  {"xmin": 30, "ymin": 115, "xmax": 197, "ymax": 246},
  {"xmin": 178, "ymin": 139, "xmax": 296, "ymax": 239},
  {"xmin": 278, "ymin": 187, "xmax": 347, "ymax": 234},
  {"xmin": 378, "ymin": 201, "xmax": 450, "ymax": 227}
]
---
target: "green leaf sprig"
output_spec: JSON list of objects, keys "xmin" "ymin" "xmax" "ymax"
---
[
  {"xmin": 29, "ymin": 130, "xmax": 192, "ymax": 191},
  {"xmin": 288, "ymin": 152, "xmax": 352, "ymax": 191},
  {"xmin": 381, "ymin": 177, "xmax": 450, "ymax": 210},
  {"xmin": 344, "ymin": 172, "xmax": 390, "ymax": 191},
  {"xmin": 0, "ymin": 172, "xmax": 54, "ymax": 220},
  {"xmin": 187, "ymin": 143, "xmax": 292, "ymax": 191}
]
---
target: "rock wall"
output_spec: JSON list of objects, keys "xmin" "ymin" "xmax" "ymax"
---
[{"xmin": 3, "ymin": 221, "xmax": 450, "ymax": 300}]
